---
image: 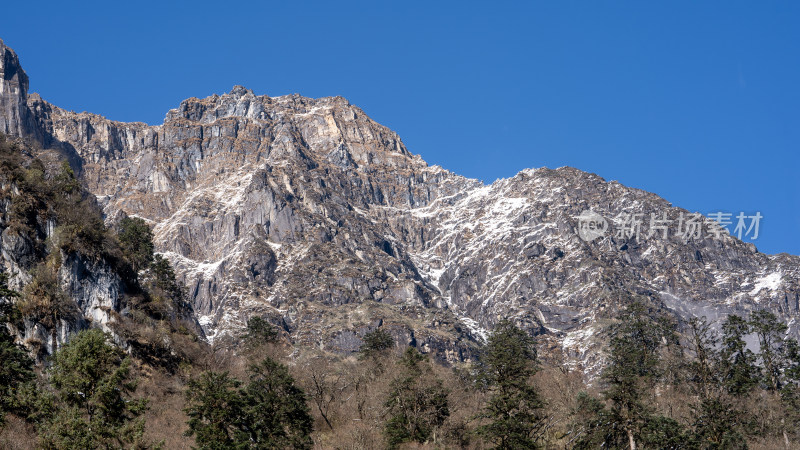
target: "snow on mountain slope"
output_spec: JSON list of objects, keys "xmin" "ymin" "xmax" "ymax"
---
[{"xmin": 1, "ymin": 38, "xmax": 798, "ymax": 371}]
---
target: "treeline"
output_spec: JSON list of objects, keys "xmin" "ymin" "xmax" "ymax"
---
[
  {"xmin": 3, "ymin": 285, "xmax": 800, "ymax": 448},
  {"xmin": 272, "ymin": 303, "xmax": 800, "ymax": 450},
  {"xmin": 569, "ymin": 303, "xmax": 800, "ymax": 449}
]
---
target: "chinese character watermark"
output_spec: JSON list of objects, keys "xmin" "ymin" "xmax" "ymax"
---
[
  {"xmin": 575, "ymin": 210, "xmax": 762, "ymax": 243},
  {"xmin": 733, "ymin": 212, "xmax": 762, "ymax": 240}
]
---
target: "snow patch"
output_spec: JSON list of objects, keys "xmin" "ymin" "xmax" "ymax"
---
[
  {"xmin": 750, "ymin": 272, "xmax": 783, "ymax": 295},
  {"xmin": 460, "ymin": 317, "xmax": 488, "ymax": 342},
  {"xmin": 160, "ymin": 251, "xmax": 224, "ymax": 279}
]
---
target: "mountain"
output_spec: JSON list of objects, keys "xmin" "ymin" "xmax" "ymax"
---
[{"xmin": 1, "ymin": 38, "xmax": 798, "ymax": 372}]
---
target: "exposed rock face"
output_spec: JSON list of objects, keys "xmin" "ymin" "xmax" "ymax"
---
[
  {"xmin": 0, "ymin": 168, "xmax": 125, "ymax": 356},
  {"xmin": 385, "ymin": 168, "xmax": 799, "ymax": 372},
  {"xmin": 0, "ymin": 39, "xmax": 35, "ymax": 139},
  {"xmin": 0, "ymin": 39, "xmax": 798, "ymax": 370},
  {"xmin": 58, "ymin": 251, "xmax": 122, "ymax": 330},
  {"xmin": 20, "ymin": 251, "xmax": 124, "ymax": 356}
]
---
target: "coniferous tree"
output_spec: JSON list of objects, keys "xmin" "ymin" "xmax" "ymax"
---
[
  {"xmin": 135, "ymin": 253, "xmax": 189, "ymax": 322},
  {"xmin": 604, "ymin": 302, "xmax": 667, "ymax": 448},
  {"xmin": 749, "ymin": 310, "xmax": 797, "ymax": 449},
  {"xmin": 40, "ymin": 329, "xmax": 148, "ymax": 449},
  {"xmin": 572, "ymin": 392, "xmax": 613, "ymax": 448},
  {"xmin": 574, "ymin": 301, "xmax": 686, "ymax": 450},
  {"xmin": 685, "ymin": 317, "xmax": 747, "ymax": 449},
  {"xmin": 719, "ymin": 315, "xmax": 758, "ymax": 397},
  {"xmin": 243, "ymin": 316, "xmax": 280, "ymax": 346},
  {"xmin": 241, "ymin": 357, "xmax": 313, "ymax": 449},
  {"xmin": 0, "ymin": 329, "xmax": 33, "ymax": 425},
  {"xmin": 749, "ymin": 310, "xmax": 788, "ymax": 392},
  {"xmin": 150, "ymin": 254, "xmax": 184, "ymax": 302},
  {"xmin": 478, "ymin": 319, "xmax": 545, "ymax": 449},
  {"xmin": 359, "ymin": 328, "xmax": 394, "ymax": 359},
  {"xmin": 184, "ymin": 371, "xmax": 246, "ymax": 449},
  {"xmin": 52, "ymin": 160, "xmax": 80, "ymax": 197},
  {"xmin": 780, "ymin": 339, "xmax": 800, "ymax": 446},
  {"xmin": 185, "ymin": 358, "xmax": 313, "ymax": 449},
  {"xmin": 118, "ymin": 217, "xmax": 155, "ymax": 273}
]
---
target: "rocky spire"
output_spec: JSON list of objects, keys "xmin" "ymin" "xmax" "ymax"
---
[
  {"xmin": 229, "ymin": 85, "xmax": 254, "ymax": 97},
  {"xmin": 0, "ymin": 39, "xmax": 35, "ymax": 138}
]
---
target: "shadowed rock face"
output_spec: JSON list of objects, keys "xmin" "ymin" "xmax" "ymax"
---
[
  {"xmin": 0, "ymin": 39, "xmax": 798, "ymax": 371},
  {"xmin": 0, "ymin": 39, "xmax": 35, "ymax": 139}
]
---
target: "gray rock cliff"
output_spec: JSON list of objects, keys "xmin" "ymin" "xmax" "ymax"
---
[{"xmin": 0, "ymin": 39, "xmax": 797, "ymax": 371}]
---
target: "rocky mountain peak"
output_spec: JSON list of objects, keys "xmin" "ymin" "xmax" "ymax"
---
[
  {"xmin": 0, "ymin": 39, "xmax": 27, "ymax": 90},
  {"xmin": 228, "ymin": 85, "xmax": 254, "ymax": 97},
  {"xmin": 0, "ymin": 39, "xmax": 33, "ymax": 138},
  {"xmin": 0, "ymin": 39, "xmax": 798, "ymax": 372}
]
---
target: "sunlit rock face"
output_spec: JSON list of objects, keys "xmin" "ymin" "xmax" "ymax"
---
[{"xmin": 0, "ymin": 39, "xmax": 798, "ymax": 371}]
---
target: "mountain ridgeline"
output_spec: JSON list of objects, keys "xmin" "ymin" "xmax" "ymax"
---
[{"xmin": 0, "ymin": 38, "xmax": 798, "ymax": 375}]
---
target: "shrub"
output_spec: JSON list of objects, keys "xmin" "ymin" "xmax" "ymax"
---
[
  {"xmin": 359, "ymin": 328, "xmax": 394, "ymax": 358},
  {"xmin": 18, "ymin": 264, "xmax": 78, "ymax": 352}
]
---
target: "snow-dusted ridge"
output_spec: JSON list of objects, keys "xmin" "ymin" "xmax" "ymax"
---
[{"xmin": 1, "ymin": 35, "xmax": 799, "ymax": 370}]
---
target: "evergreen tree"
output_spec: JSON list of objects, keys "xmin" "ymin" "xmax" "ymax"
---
[
  {"xmin": 749, "ymin": 310, "xmax": 788, "ymax": 392},
  {"xmin": 359, "ymin": 328, "xmax": 394, "ymax": 359},
  {"xmin": 638, "ymin": 415, "xmax": 690, "ymax": 449},
  {"xmin": 574, "ymin": 301, "xmax": 685, "ymax": 450},
  {"xmin": 118, "ymin": 217, "xmax": 155, "ymax": 273},
  {"xmin": 52, "ymin": 160, "xmax": 80, "ymax": 197},
  {"xmin": 478, "ymin": 319, "xmax": 545, "ymax": 449},
  {"xmin": 150, "ymin": 254, "xmax": 184, "ymax": 301},
  {"xmin": 185, "ymin": 359, "xmax": 313, "ymax": 449},
  {"xmin": 690, "ymin": 397, "xmax": 747, "ymax": 450},
  {"xmin": 719, "ymin": 315, "xmax": 758, "ymax": 396},
  {"xmin": 384, "ymin": 347, "xmax": 450, "ymax": 448},
  {"xmin": 0, "ymin": 271, "xmax": 20, "ymax": 312},
  {"xmin": 40, "ymin": 328, "xmax": 148, "ymax": 448},
  {"xmin": 600, "ymin": 302, "xmax": 668, "ymax": 449},
  {"xmin": 244, "ymin": 316, "xmax": 280, "ymax": 346},
  {"xmin": 749, "ymin": 310, "xmax": 795, "ymax": 448},
  {"xmin": 0, "ymin": 330, "xmax": 33, "ymax": 425},
  {"xmin": 184, "ymin": 371, "xmax": 246, "ymax": 449},
  {"xmin": 240, "ymin": 357, "xmax": 314, "ymax": 449},
  {"xmin": 572, "ymin": 392, "xmax": 614, "ymax": 449},
  {"xmin": 780, "ymin": 339, "xmax": 800, "ymax": 446},
  {"xmin": 137, "ymin": 254, "xmax": 188, "ymax": 321},
  {"xmin": 687, "ymin": 317, "xmax": 719, "ymax": 396},
  {"xmin": 685, "ymin": 318, "xmax": 747, "ymax": 449}
]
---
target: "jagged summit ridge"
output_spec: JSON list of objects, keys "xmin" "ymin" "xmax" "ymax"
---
[{"xmin": 0, "ymin": 39, "xmax": 798, "ymax": 371}]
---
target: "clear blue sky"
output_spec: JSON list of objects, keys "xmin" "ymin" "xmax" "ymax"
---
[{"xmin": 1, "ymin": 1, "xmax": 798, "ymax": 255}]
